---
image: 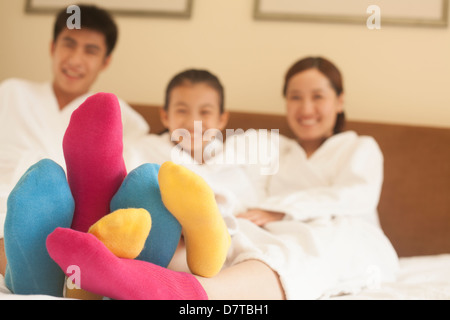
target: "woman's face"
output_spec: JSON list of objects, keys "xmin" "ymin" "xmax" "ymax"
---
[
  {"xmin": 285, "ymin": 68, "xmax": 344, "ymax": 148},
  {"xmin": 161, "ymin": 82, "xmax": 228, "ymax": 159}
]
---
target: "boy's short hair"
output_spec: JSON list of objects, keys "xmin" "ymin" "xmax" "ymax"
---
[
  {"xmin": 53, "ymin": 4, "xmax": 118, "ymax": 57},
  {"xmin": 165, "ymin": 69, "xmax": 225, "ymax": 114}
]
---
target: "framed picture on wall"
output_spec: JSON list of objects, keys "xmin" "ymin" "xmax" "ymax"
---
[
  {"xmin": 26, "ymin": 0, "xmax": 193, "ymax": 18},
  {"xmin": 254, "ymin": 0, "xmax": 448, "ymax": 27}
]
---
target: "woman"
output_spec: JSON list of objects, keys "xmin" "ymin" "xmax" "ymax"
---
[{"xmin": 233, "ymin": 57, "xmax": 399, "ymax": 298}]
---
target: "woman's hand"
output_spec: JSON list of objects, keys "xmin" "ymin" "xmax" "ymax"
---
[{"xmin": 237, "ymin": 209, "xmax": 285, "ymax": 227}]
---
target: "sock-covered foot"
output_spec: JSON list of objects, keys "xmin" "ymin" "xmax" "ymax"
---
[
  {"xmin": 47, "ymin": 228, "xmax": 208, "ymax": 300},
  {"xmin": 110, "ymin": 163, "xmax": 181, "ymax": 267},
  {"xmin": 158, "ymin": 161, "xmax": 230, "ymax": 278},
  {"xmin": 88, "ymin": 208, "xmax": 152, "ymax": 259},
  {"xmin": 4, "ymin": 159, "xmax": 74, "ymax": 296},
  {"xmin": 63, "ymin": 92, "xmax": 127, "ymax": 233},
  {"xmin": 65, "ymin": 208, "xmax": 152, "ymax": 300}
]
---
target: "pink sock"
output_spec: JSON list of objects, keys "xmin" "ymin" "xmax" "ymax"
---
[
  {"xmin": 46, "ymin": 228, "xmax": 208, "ymax": 300},
  {"xmin": 63, "ymin": 93, "xmax": 127, "ymax": 232}
]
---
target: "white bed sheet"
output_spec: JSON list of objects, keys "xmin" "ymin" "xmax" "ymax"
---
[
  {"xmin": 0, "ymin": 277, "xmax": 65, "ymax": 300},
  {"xmin": 327, "ymin": 254, "xmax": 450, "ymax": 300},
  {"xmin": 1, "ymin": 254, "xmax": 450, "ymax": 300}
]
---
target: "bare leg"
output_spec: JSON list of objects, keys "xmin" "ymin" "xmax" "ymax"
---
[
  {"xmin": 167, "ymin": 237, "xmax": 189, "ymax": 273},
  {"xmin": 169, "ymin": 239, "xmax": 285, "ymax": 300},
  {"xmin": 197, "ymin": 260, "xmax": 285, "ymax": 300},
  {"xmin": 0, "ymin": 239, "xmax": 6, "ymax": 276}
]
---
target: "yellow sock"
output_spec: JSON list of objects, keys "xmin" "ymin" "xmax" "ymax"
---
[
  {"xmin": 65, "ymin": 208, "xmax": 152, "ymax": 299},
  {"xmin": 158, "ymin": 161, "xmax": 230, "ymax": 278},
  {"xmin": 88, "ymin": 208, "xmax": 152, "ymax": 259}
]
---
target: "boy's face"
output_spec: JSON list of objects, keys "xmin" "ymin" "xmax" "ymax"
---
[
  {"xmin": 50, "ymin": 28, "xmax": 111, "ymax": 100},
  {"xmin": 161, "ymin": 83, "xmax": 229, "ymax": 157}
]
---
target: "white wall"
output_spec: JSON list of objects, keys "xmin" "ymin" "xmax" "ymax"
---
[{"xmin": 1, "ymin": 0, "xmax": 449, "ymax": 128}]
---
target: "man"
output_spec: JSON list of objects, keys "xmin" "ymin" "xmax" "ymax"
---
[{"xmin": 0, "ymin": 5, "xmax": 149, "ymax": 276}]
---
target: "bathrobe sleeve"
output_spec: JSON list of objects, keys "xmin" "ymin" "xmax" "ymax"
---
[
  {"xmin": 0, "ymin": 79, "xmax": 31, "ymax": 238},
  {"xmin": 117, "ymin": 98, "xmax": 149, "ymax": 142},
  {"xmin": 258, "ymin": 136, "xmax": 384, "ymax": 222}
]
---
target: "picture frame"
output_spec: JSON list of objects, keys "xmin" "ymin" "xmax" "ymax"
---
[
  {"xmin": 254, "ymin": 0, "xmax": 449, "ymax": 28},
  {"xmin": 25, "ymin": 0, "xmax": 193, "ymax": 19}
]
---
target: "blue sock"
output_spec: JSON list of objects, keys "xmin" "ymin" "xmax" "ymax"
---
[
  {"xmin": 4, "ymin": 159, "xmax": 74, "ymax": 297},
  {"xmin": 110, "ymin": 163, "xmax": 181, "ymax": 267}
]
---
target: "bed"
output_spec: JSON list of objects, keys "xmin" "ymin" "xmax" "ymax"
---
[{"xmin": 1, "ymin": 104, "xmax": 449, "ymax": 300}]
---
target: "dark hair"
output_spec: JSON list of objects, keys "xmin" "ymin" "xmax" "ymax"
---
[
  {"xmin": 283, "ymin": 57, "xmax": 346, "ymax": 134},
  {"xmin": 164, "ymin": 69, "xmax": 225, "ymax": 113},
  {"xmin": 53, "ymin": 4, "xmax": 118, "ymax": 57}
]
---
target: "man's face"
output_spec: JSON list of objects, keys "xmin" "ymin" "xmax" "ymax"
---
[{"xmin": 51, "ymin": 28, "xmax": 111, "ymax": 99}]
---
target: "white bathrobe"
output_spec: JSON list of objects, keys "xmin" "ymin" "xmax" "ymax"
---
[
  {"xmin": 223, "ymin": 131, "xmax": 399, "ymax": 299},
  {"xmin": 0, "ymin": 78, "xmax": 149, "ymax": 238},
  {"xmin": 261, "ymin": 131, "xmax": 383, "ymax": 226}
]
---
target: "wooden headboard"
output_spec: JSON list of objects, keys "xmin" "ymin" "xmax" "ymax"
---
[{"xmin": 131, "ymin": 104, "xmax": 450, "ymax": 258}]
